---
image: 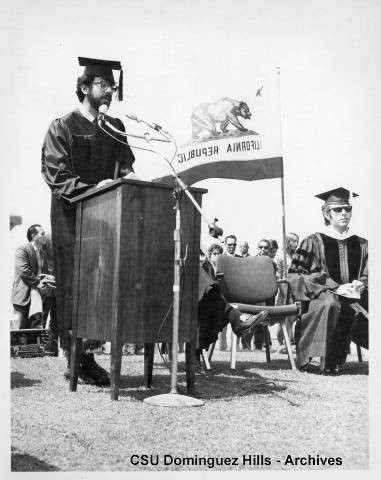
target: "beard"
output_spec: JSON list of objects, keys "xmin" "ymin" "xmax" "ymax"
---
[{"xmin": 87, "ymin": 91, "xmax": 112, "ymax": 111}]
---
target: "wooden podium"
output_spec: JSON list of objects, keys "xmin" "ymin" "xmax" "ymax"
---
[{"xmin": 69, "ymin": 178, "xmax": 206, "ymax": 400}]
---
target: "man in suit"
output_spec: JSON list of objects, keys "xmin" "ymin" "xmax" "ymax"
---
[
  {"xmin": 238, "ymin": 240, "xmax": 250, "ymax": 258},
  {"xmin": 224, "ymin": 234, "xmax": 240, "ymax": 257},
  {"xmin": 12, "ymin": 224, "xmax": 53, "ymax": 329}
]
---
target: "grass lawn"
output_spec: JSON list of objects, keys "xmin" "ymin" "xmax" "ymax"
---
[{"xmin": 11, "ymin": 348, "xmax": 368, "ymax": 472}]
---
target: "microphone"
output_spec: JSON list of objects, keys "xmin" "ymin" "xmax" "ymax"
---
[
  {"xmin": 208, "ymin": 218, "xmax": 223, "ymax": 239},
  {"xmin": 126, "ymin": 113, "xmax": 168, "ymax": 134},
  {"xmin": 98, "ymin": 104, "xmax": 109, "ymax": 122}
]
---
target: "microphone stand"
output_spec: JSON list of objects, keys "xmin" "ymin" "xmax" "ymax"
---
[
  {"xmin": 140, "ymin": 130, "xmax": 222, "ymax": 408},
  {"xmin": 99, "ymin": 115, "xmax": 222, "ymax": 407}
]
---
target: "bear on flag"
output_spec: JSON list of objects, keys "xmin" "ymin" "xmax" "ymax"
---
[{"xmin": 155, "ymin": 70, "xmax": 283, "ymax": 186}]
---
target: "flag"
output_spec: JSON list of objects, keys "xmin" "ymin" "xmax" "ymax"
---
[{"xmin": 154, "ymin": 71, "xmax": 283, "ymax": 186}]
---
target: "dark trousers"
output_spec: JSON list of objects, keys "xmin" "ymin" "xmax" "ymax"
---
[
  {"xmin": 198, "ymin": 283, "xmax": 238, "ymax": 350},
  {"xmin": 13, "ymin": 303, "xmax": 44, "ymax": 329},
  {"xmin": 295, "ymin": 291, "xmax": 368, "ymax": 368},
  {"xmin": 241, "ymin": 325, "xmax": 266, "ymax": 349}
]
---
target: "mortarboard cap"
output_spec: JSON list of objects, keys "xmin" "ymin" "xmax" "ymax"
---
[
  {"xmin": 78, "ymin": 57, "xmax": 124, "ymax": 100},
  {"xmin": 315, "ymin": 187, "xmax": 358, "ymax": 207}
]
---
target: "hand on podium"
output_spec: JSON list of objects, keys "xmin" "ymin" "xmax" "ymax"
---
[
  {"xmin": 96, "ymin": 178, "xmax": 114, "ymax": 188},
  {"xmin": 123, "ymin": 172, "xmax": 141, "ymax": 181}
]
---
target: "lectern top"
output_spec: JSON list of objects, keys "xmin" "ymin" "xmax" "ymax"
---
[{"xmin": 69, "ymin": 178, "xmax": 208, "ymax": 204}]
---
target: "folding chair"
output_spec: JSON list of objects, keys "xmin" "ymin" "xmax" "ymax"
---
[{"xmin": 201, "ymin": 255, "xmax": 301, "ymax": 370}]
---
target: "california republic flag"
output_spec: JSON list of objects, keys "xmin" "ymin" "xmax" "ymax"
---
[{"xmin": 155, "ymin": 70, "xmax": 283, "ymax": 186}]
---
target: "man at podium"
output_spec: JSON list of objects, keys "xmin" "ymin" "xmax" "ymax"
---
[{"xmin": 41, "ymin": 57, "xmax": 136, "ymax": 385}]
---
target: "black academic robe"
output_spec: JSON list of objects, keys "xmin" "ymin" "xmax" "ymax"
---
[
  {"xmin": 288, "ymin": 232, "xmax": 368, "ymax": 368},
  {"xmin": 41, "ymin": 109, "xmax": 135, "ymax": 336}
]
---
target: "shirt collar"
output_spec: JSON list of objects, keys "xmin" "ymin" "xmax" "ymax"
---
[
  {"xmin": 323, "ymin": 225, "xmax": 354, "ymax": 240},
  {"xmin": 79, "ymin": 105, "xmax": 97, "ymax": 124}
]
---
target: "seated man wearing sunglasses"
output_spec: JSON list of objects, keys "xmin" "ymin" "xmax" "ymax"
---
[{"xmin": 288, "ymin": 187, "xmax": 368, "ymax": 374}]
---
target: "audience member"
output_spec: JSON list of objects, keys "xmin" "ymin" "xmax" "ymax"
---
[
  {"xmin": 275, "ymin": 233, "xmax": 299, "ymax": 278},
  {"xmin": 11, "ymin": 224, "xmax": 54, "ymax": 330},
  {"xmin": 41, "ymin": 233, "xmax": 58, "ymax": 354},
  {"xmin": 198, "ymin": 243, "xmax": 268, "ymax": 352},
  {"xmin": 241, "ymin": 238, "xmax": 272, "ymax": 350},
  {"xmin": 274, "ymin": 232, "xmax": 299, "ymax": 354},
  {"xmin": 257, "ymin": 239, "xmax": 270, "ymax": 257},
  {"xmin": 238, "ymin": 240, "xmax": 250, "ymax": 257},
  {"xmin": 219, "ymin": 234, "xmax": 240, "ymax": 349},
  {"xmin": 268, "ymin": 239, "xmax": 279, "ymax": 260},
  {"xmin": 224, "ymin": 235, "xmax": 240, "ymax": 257}
]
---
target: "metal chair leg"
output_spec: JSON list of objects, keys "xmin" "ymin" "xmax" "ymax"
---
[
  {"xmin": 230, "ymin": 330, "xmax": 237, "ymax": 369},
  {"xmin": 264, "ymin": 325, "xmax": 271, "ymax": 363},
  {"xmin": 356, "ymin": 344, "xmax": 363, "ymax": 363},
  {"xmin": 320, "ymin": 357, "xmax": 326, "ymax": 372},
  {"xmin": 208, "ymin": 342, "xmax": 215, "ymax": 362},
  {"xmin": 281, "ymin": 321, "xmax": 296, "ymax": 370},
  {"xmin": 201, "ymin": 349, "xmax": 211, "ymax": 370}
]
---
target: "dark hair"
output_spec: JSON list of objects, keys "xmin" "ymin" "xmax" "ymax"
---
[
  {"xmin": 268, "ymin": 239, "xmax": 279, "ymax": 250},
  {"xmin": 76, "ymin": 74, "xmax": 96, "ymax": 102},
  {"xmin": 207, "ymin": 243, "xmax": 223, "ymax": 257},
  {"xmin": 27, "ymin": 224, "xmax": 41, "ymax": 242},
  {"xmin": 258, "ymin": 239, "xmax": 270, "ymax": 247},
  {"xmin": 224, "ymin": 234, "xmax": 237, "ymax": 244}
]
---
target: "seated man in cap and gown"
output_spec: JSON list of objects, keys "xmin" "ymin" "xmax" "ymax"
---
[
  {"xmin": 288, "ymin": 187, "xmax": 368, "ymax": 374},
  {"xmin": 42, "ymin": 57, "xmax": 136, "ymax": 385}
]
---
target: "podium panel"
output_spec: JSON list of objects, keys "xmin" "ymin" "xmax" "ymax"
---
[{"xmin": 71, "ymin": 179, "xmax": 205, "ymax": 344}]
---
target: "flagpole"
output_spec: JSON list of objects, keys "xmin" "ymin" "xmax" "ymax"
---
[
  {"xmin": 280, "ymin": 176, "xmax": 287, "ymax": 274},
  {"xmin": 277, "ymin": 66, "xmax": 288, "ymax": 276}
]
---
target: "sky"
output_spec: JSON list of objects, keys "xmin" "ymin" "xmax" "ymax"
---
[
  {"xmin": 3, "ymin": 0, "xmax": 378, "ymax": 252},
  {"xmin": 1, "ymin": 0, "xmax": 380, "ymax": 476}
]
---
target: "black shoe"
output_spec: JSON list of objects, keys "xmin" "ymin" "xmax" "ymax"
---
[
  {"xmin": 81, "ymin": 356, "xmax": 110, "ymax": 386},
  {"xmin": 122, "ymin": 343, "xmax": 136, "ymax": 356},
  {"xmin": 63, "ymin": 364, "xmax": 99, "ymax": 385},
  {"xmin": 323, "ymin": 365, "xmax": 340, "ymax": 376},
  {"xmin": 231, "ymin": 310, "xmax": 269, "ymax": 336}
]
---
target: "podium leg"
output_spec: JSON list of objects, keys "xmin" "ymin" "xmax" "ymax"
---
[
  {"xmin": 185, "ymin": 341, "xmax": 196, "ymax": 393},
  {"xmin": 144, "ymin": 343, "xmax": 155, "ymax": 388},
  {"xmin": 110, "ymin": 340, "xmax": 122, "ymax": 401},
  {"xmin": 69, "ymin": 336, "xmax": 82, "ymax": 392}
]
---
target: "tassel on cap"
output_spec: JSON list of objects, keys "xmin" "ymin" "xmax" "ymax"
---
[{"xmin": 118, "ymin": 68, "xmax": 123, "ymax": 101}]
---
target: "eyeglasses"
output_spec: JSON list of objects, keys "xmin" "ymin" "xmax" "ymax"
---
[
  {"xmin": 92, "ymin": 80, "xmax": 118, "ymax": 92},
  {"xmin": 330, "ymin": 206, "xmax": 352, "ymax": 213}
]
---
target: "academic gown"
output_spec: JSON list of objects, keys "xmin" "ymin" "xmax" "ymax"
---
[
  {"xmin": 288, "ymin": 232, "xmax": 368, "ymax": 368},
  {"xmin": 41, "ymin": 110, "xmax": 135, "ymax": 337}
]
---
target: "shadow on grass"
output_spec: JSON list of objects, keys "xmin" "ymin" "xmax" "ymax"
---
[
  {"xmin": 11, "ymin": 372, "xmax": 42, "ymax": 389},
  {"xmin": 11, "ymin": 452, "xmax": 60, "ymax": 471},
  {"xmin": 115, "ymin": 361, "xmax": 300, "ymax": 405}
]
